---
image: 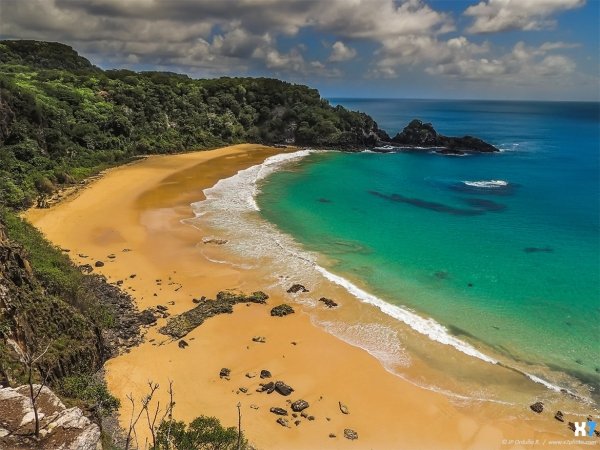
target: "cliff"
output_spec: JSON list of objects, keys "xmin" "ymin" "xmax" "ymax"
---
[{"xmin": 0, "ymin": 384, "xmax": 101, "ymax": 449}]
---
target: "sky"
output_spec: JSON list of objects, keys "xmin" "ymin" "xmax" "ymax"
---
[{"xmin": 1, "ymin": 0, "xmax": 599, "ymax": 101}]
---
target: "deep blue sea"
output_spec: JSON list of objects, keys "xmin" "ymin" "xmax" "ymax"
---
[{"xmin": 257, "ymin": 99, "xmax": 600, "ymax": 392}]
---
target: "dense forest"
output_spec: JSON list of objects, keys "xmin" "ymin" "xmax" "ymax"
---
[{"xmin": 0, "ymin": 40, "xmax": 387, "ymax": 209}]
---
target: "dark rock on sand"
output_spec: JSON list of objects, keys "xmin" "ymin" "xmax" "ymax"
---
[
  {"xmin": 291, "ymin": 400, "xmax": 309, "ymax": 412},
  {"xmin": 138, "ymin": 309, "xmax": 158, "ymax": 325},
  {"xmin": 219, "ymin": 368, "xmax": 231, "ymax": 379},
  {"xmin": 79, "ymin": 264, "xmax": 93, "ymax": 273},
  {"xmin": 275, "ymin": 381, "xmax": 294, "ymax": 396},
  {"xmin": 159, "ymin": 291, "xmax": 269, "ymax": 339},
  {"xmin": 271, "ymin": 304, "xmax": 295, "ymax": 317},
  {"xmin": 287, "ymin": 284, "xmax": 309, "ymax": 293},
  {"xmin": 270, "ymin": 407, "xmax": 288, "ymax": 416},
  {"xmin": 554, "ymin": 411, "xmax": 564, "ymax": 422},
  {"xmin": 258, "ymin": 382, "xmax": 275, "ymax": 393},
  {"xmin": 524, "ymin": 246, "xmax": 553, "ymax": 253},
  {"xmin": 276, "ymin": 418, "xmax": 290, "ymax": 428},
  {"xmin": 252, "ymin": 336, "xmax": 266, "ymax": 343},
  {"xmin": 319, "ymin": 297, "xmax": 338, "ymax": 308},
  {"xmin": 178, "ymin": 340, "xmax": 188, "ymax": 349},
  {"xmin": 260, "ymin": 369, "xmax": 272, "ymax": 379},
  {"xmin": 530, "ymin": 402, "xmax": 544, "ymax": 413},
  {"xmin": 329, "ymin": 433, "xmax": 336, "ymax": 438},
  {"xmin": 344, "ymin": 429, "xmax": 359, "ymax": 440},
  {"xmin": 94, "ymin": 260, "xmax": 104, "ymax": 267}
]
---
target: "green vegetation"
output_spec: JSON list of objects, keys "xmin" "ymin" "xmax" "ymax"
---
[
  {"xmin": 153, "ymin": 416, "xmax": 248, "ymax": 450},
  {"xmin": 0, "ymin": 40, "xmax": 385, "ymax": 447},
  {"xmin": 0, "ymin": 40, "xmax": 385, "ymax": 209}
]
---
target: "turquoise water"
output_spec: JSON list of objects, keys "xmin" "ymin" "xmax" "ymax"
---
[{"xmin": 257, "ymin": 99, "xmax": 600, "ymax": 393}]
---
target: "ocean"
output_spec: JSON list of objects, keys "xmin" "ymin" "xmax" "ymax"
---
[{"xmin": 191, "ymin": 99, "xmax": 600, "ymax": 406}]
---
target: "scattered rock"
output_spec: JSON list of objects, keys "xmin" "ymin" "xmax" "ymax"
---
[
  {"xmin": 276, "ymin": 418, "xmax": 290, "ymax": 428},
  {"xmin": 530, "ymin": 402, "xmax": 544, "ymax": 414},
  {"xmin": 94, "ymin": 261, "xmax": 104, "ymax": 267},
  {"xmin": 107, "ymin": 254, "xmax": 116, "ymax": 259},
  {"xmin": 275, "ymin": 381, "xmax": 294, "ymax": 396},
  {"xmin": 178, "ymin": 340, "xmax": 188, "ymax": 349},
  {"xmin": 246, "ymin": 372, "xmax": 256, "ymax": 379},
  {"xmin": 300, "ymin": 411, "xmax": 308, "ymax": 419},
  {"xmin": 156, "ymin": 305, "xmax": 168, "ymax": 312},
  {"xmin": 329, "ymin": 433, "xmax": 336, "ymax": 438},
  {"xmin": 250, "ymin": 404, "xmax": 259, "ymax": 410},
  {"xmin": 339, "ymin": 401, "xmax": 349, "ymax": 415},
  {"xmin": 291, "ymin": 400, "xmax": 309, "ymax": 412},
  {"xmin": 344, "ymin": 429, "xmax": 358, "ymax": 440},
  {"xmin": 138, "ymin": 309, "xmax": 158, "ymax": 326},
  {"xmin": 130, "ymin": 274, "xmax": 136, "ymax": 278},
  {"xmin": 167, "ymin": 300, "xmax": 175, "ymax": 306},
  {"xmin": 159, "ymin": 291, "xmax": 269, "ymax": 339},
  {"xmin": 307, "ymin": 415, "xmax": 315, "ymax": 421},
  {"xmin": 568, "ymin": 422, "xmax": 576, "ymax": 432},
  {"xmin": 270, "ymin": 407, "xmax": 288, "ymax": 416},
  {"xmin": 271, "ymin": 304, "xmax": 295, "ymax": 317},
  {"xmin": 122, "ymin": 248, "xmax": 132, "ymax": 252},
  {"xmin": 260, "ymin": 370, "xmax": 272, "ymax": 379},
  {"xmin": 219, "ymin": 368, "xmax": 231, "ymax": 379},
  {"xmin": 294, "ymin": 420, "xmax": 301, "ymax": 426},
  {"xmin": 79, "ymin": 264, "xmax": 93, "ymax": 273},
  {"xmin": 319, "ymin": 297, "xmax": 338, "ymax": 308},
  {"xmin": 252, "ymin": 336, "xmax": 266, "ymax": 343},
  {"xmin": 287, "ymin": 284, "xmax": 309, "ymax": 293},
  {"xmin": 554, "ymin": 411, "xmax": 564, "ymax": 422},
  {"xmin": 239, "ymin": 387, "xmax": 248, "ymax": 394},
  {"xmin": 258, "ymin": 382, "xmax": 275, "ymax": 393},
  {"xmin": 203, "ymin": 238, "xmax": 229, "ymax": 245}
]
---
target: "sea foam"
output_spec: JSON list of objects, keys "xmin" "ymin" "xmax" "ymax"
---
[{"xmin": 188, "ymin": 149, "xmax": 572, "ymax": 397}]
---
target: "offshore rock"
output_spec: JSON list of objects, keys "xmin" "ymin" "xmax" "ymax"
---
[{"xmin": 390, "ymin": 119, "xmax": 498, "ymax": 154}]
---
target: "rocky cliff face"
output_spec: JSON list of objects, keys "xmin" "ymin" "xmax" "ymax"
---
[
  {"xmin": 0, "ymin": 384, "xmax": 101, "ymax": 449},
  {"xmin": 0, "ymin": 216, "xmax": 144, "ymax": 388},
  {"xmin": 389, "ymin": 119, "xmax": 499, "ymax": 154}
]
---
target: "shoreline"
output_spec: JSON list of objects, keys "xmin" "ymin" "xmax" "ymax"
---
[{"xmin": 24, "ymin": 144, "xmax": 592, "ymax": 449}]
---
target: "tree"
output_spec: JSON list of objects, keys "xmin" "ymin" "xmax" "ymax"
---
[{"xmin": 23, "ymin": 343, "xmax": 52, "ymax": 438}]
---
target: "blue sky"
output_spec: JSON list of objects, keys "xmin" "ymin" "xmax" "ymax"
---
[{"xmin": 1, "ymin": 0, "xmax": 598, "ymax": 100}]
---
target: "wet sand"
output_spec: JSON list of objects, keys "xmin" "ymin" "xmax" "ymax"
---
[{"xmin": 25, "ymin": 144, "xmax": 587, "ymax": 449}]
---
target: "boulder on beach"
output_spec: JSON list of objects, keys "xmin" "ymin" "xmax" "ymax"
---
[
  {"xmin": 530, "ymin": 402, "xmax": 544, "ymax": 413},
  {"xmin": 291, "ymin": 400, "xmax": 309, "ymax": 412},
  {"xmin": 271, "ymin": 304, "xmax": 295, "ymax": 317},
  {"xmin": 287, "ymin": 284, "xmax": 309, "ymax": 293}
]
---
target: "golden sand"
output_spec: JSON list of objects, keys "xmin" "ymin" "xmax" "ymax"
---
[{"xmin": 25, "ymin": 144, "xmax": 586, "ymax": 449}]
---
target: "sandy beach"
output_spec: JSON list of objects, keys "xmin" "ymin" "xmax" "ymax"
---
[{"xmin": 25, "ymin": 144, "xmax": 589, "ymax": 450}]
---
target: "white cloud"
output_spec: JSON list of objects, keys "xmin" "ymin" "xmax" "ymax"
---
[
  {"xmin": 328, "ymin": 41, "xmax": 357, "ymax": 62},
  {"xmin": 426, "ymin": 41, "xmax": 576, "ymax": 81},
  {"xmin": 464, "ymin": 0, "xmax": 586, "ymax": 34}
]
